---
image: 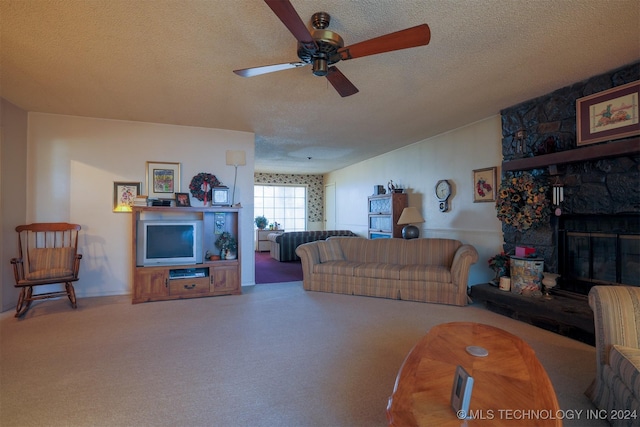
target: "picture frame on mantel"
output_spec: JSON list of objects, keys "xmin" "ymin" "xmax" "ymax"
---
[
  {"xmin": 113, "ymin": 181, "xmax": 141, "ymax": 212},
  {"xmin": 146, "ymin": 161, "xmax": 180, "ymax": 200},
  {"xmin": 576, "ymin": 81, "xmax": 640, "ymax": 146},
  {"xmin": 175, "ymin": 192, "xmax": 191, "ymax": 207},
  {"xmin": 473, "ymin": 167, "xmax": 497, "ymax": 203}
]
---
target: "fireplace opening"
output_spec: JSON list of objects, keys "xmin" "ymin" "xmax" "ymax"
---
[{"xmin": 558, "ymin": 214, "xmax": 640, "ymax": 295}]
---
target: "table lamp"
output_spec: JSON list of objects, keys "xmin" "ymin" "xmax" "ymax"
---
[
  {"xmin": 225, "ymin": 150, "xmax": 246, "ymax": 206},
  {"xmin": 397, "ymin": 207, "xmax": 425, "ymax": 239}
]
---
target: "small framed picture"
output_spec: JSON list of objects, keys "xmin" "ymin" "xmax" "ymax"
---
[
  {"xmin": 146, "ymin": 161, "xmax": 181, "ymax": 200},
  {"xmin": 212, "ymin": 187, "xmax": 230, "ymax": 206},
  {"xmin": 175, "ymin": 192, "xmax": 191, "ymax": 207},
  {"xmin": 473, "ymin": 167, "xmax": 497, "ymax": 203},
  {"xmin": 214, "ymin": 212, "xmax": 226, "ymax": 234},
  {"xmin": 113, "ymin": 182, "xmax": 141, "ymax": 212},
  {"xmin": 577, "ymin": 81, "xmax": 640, "ymax": 146},
  {"xmin": 450, "ymin": 365, "xmax": 474, "ymax": 418}
]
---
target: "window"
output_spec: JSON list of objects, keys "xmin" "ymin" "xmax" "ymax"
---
[{"xmin": 254, "ymin": 185, "xmax": 306, "ymax": 231}]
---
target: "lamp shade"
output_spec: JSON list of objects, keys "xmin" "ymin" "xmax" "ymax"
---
[
  {"xmin": 397, "ymin": 207, "xmax": 425, "ymax": 225},
  {"xmin": 225, "ymin": 150, "xmax": 246, "ymax": 166}
]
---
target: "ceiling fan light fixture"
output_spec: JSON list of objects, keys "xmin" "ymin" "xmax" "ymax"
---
[
  {"xmin": 311, "ymin": 11, "xmax": 330, "ymax": 30},
  {"xmin": 312, "ymin": 58, "xmax": 328, "ymax": 76}
]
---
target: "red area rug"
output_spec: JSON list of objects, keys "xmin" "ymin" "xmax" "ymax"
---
[{"xmin": 255, "ymin": 251, "xmax": 303, "ymax": 284}]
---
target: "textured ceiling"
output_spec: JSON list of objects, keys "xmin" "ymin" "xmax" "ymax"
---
[{"xmin": 1, "ymin": 0, "xmax": 639, "ymax": 174}]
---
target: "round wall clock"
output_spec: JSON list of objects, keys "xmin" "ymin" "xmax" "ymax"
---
[{"xmin": 435, "ymin": 180, "xmax": 452, "ymax": 212}]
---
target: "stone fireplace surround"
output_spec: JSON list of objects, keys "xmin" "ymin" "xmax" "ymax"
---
[
  {"xmin": 499, "ymin": 61, "xmax": 639, "ymax": 293},
  {"xmin": 472, "ymin": 61, "xmax": 639, "ymax": 344}
]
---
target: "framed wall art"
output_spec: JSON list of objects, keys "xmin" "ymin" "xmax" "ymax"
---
[
  {"xmin": 175, "ymin": 192, "xmax": 191, "ymax": 207},
  {"xmin": 576, "ymin": 81, "xmax": 640, "ymax": 146},
  {"xmin": 113, "ymin": 181, "xmax": 141, "ymax": 212},
  {"xmin": 473, "ymin": 167, "xmax": 497, "ymax": 203},
  {"xmin": 146, "ymin": 161, "xmax": 180, "ymax": 199}
]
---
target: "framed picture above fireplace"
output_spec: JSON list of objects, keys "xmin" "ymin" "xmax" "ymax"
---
[{"xmin": 576, "ymin": 81, "xmax": 640, "ymax": 146}]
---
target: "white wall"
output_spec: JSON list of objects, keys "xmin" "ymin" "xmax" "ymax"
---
[
  {"xmin": 27, "ymin": 113, "xmax": 256, "ymax": 298},
  {"xmin": 325, "ymin": 116, "xmax": 504, "ymax": 286},
  {"xmin": 1, "ymin": 99, "xmax": 28, "ymax": 312}
]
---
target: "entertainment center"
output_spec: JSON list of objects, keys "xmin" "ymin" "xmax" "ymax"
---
[{"xmin": 131, "ymin": 206, "xmax": 242, "ymax": 304}]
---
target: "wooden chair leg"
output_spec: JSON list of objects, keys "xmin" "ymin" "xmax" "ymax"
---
[
  {"xmin": 15, "ymin": 286, "xmax": 33, "ymax": 318},
  {"xmin": 66, "ymin": 282, "xmax": 77, "ymax": 309}
]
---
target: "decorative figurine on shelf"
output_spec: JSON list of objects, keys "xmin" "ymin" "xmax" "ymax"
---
[
  {"xmin": 388, "ymin": 180, "xmax": 403, "ymax": 193},
  {"xmin": 215, "ymin": 231, "xmax": 237, "ymax": 260}
]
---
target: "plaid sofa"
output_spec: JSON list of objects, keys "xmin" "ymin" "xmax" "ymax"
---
[
  {"xmin": 295, "ymin": 236, "xmax": 478, "ymax": 306},
  {"xmin": 586, "ymin": 286, "xmax": 640, "ymax": 427},
  {"xmin": 268, "ymin": 230, "xmax": 357, "ymax": 262}
]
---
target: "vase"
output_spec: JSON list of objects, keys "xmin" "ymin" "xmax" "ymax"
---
[{"xmin": 542, "ymin": 272, "xmax": 560, "ymax": 299}]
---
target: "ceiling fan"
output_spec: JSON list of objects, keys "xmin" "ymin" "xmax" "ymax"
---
[{"xmin": 233, "ymin": 0, "xmax": 431, "ymax": 97}]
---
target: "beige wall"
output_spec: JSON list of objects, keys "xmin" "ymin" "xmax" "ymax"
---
[
  {"xmin": 325, "ymin": 115, "xmax": 504, "ymax": 285},
  {"xmin": 1, "ymin": 99, "xmax": 28, "ymax": 312},
  {"xmin": 25, "ymin": 113, "xmax": 256, "ymax": 299}
]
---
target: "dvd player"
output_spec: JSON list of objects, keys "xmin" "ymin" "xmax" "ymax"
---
[{"xmin": 169, "ymin": 268, "xmax": 207, "ymax": 280}]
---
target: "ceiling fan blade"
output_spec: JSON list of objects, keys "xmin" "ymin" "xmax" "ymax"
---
[
  {"xmin": 335, "ymin": 24, "xmax": 430, "ymax": 61},
  {"xmin": 326, "ymin": 66, "xmax": 359, "ymax": 97},
  {"xmin": 233, "ymin": 62, "xmax": 308, "ymax": 77},
  {"xmin": 264, "ymin": 0, "xmax": 318, "ymax": 51}
]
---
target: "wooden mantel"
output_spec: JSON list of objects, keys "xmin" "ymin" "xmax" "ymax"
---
[{"xmin": 502, "ymin": 137, "xmax": 640, "ymax": 172}]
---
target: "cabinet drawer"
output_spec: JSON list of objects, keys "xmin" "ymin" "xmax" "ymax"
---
[
  {"xmin": 169, "ymin": 277, "xmax": 210, "ymax": 296},
  {"xmin": 369, "ymin": 215, "xmax": 392, "ymax": 231}
]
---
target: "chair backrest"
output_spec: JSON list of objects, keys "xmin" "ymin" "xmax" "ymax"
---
[{"xmin": 15, "ymin": 223, "xmax": 81, "ymax": 279}]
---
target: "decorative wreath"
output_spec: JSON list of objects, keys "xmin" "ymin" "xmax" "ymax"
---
[
  {"xmin": 495, "ymin": 172, "xmax": 550, "ymax": 231},
  {"xmin": 189, "ymin": 173, "xmax": 220, "ymax": 201}
]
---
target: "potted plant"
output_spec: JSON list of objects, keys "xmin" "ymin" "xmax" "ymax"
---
[
  {"xmin": 255, "ymin": 216, "xmax": 268, "ymax": 229},
  {"xmin": 215, "ymin": 231, "xmax": 238, "ymax": 260},
  {"xmin": 488, "ymin": 252, "xmax": 510, "ymax": 285}
]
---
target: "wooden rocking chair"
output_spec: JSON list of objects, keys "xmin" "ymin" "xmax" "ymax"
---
[{"xmin": 10, "ymin": 223, "xmax": 82, "ymax": 317}]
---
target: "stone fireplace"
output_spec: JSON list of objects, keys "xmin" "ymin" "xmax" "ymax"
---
[
  {"xmin": 472, "ymin": 62, "xmax": 639, "ymax": 344},
  {"xmin": 499, "ymin": 61, "xmax": 639, "ymax": 295}
]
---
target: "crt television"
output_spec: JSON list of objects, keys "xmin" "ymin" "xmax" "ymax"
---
[{"xmin": 136, "ymin": 220, "xmax": 203, "ymax": 266}]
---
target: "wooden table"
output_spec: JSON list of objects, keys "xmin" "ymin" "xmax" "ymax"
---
[{"xmin": 387, "ymin": 322, "xmax": 561, "ymax": 426}]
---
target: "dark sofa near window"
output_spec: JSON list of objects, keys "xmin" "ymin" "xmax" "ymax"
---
[{"xmin": 268, "ymin": 230, "xmax": 357, "ymax": 262}]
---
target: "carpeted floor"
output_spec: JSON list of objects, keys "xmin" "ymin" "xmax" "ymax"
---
[
  {"xmin": 254, "ymin": 250, "xmax": 303, "ymax": 284},
  {"xmin": 0, "ymin": 282, "xmax": 604, "ymax": 427}
]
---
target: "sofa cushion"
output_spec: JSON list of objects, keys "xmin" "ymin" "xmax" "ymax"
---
[
  {"xmin": 317, "ymin": 240, "xmax": 345, "ymax": 263},
  {"xmin": 610, "ymin": 344, "xmax": 640, "ymax": 398},
  {"xmin": 313, "ymin": 261, "xmax": 362, "ymax": 276},
  {"xmin": 399, "ymin": 265, "xmax": 452, "ymax": 282},
  {"xmin": 353, "ymin": 263, "xmax": 403, "ymax": 280}
]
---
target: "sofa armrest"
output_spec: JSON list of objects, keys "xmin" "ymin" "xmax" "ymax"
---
[
  {"xmin": 589, "ymin": 286, "xmax": 640, "ymax": 369},
  {"xmin": 295, "ymin": 242, "xmax": 321, "ymax": 290},
  {"xmin": 450, "ymin": 244, "xmax": 479, "ymax": 291}
]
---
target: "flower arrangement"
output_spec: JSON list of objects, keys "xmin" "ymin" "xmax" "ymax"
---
[
  {"xmin": 488, "ymin": 252, "xmax": 510, "ymax": 272},
  {"xmin": 488, "ymin": 252, "xmax": 510, "ymax": 285},
  {"xmin": 215, "ymin": 231, "xmax": 237, "ymax": 252},
  {"xmin": 255, "ymin": 216, "xmax": 268, "ymax": 229},
  {"xmin": 495, "ymin": 172, "xmax": 550, "ymax": 231},
  {"xmin": 189, "ymin": 173, "xmax": 220, "ymax": 202}
]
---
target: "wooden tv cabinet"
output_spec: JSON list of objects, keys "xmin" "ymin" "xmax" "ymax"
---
[{"xmin": 131, "ymin": 206, "xmax": 242, "ymax": 304}]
